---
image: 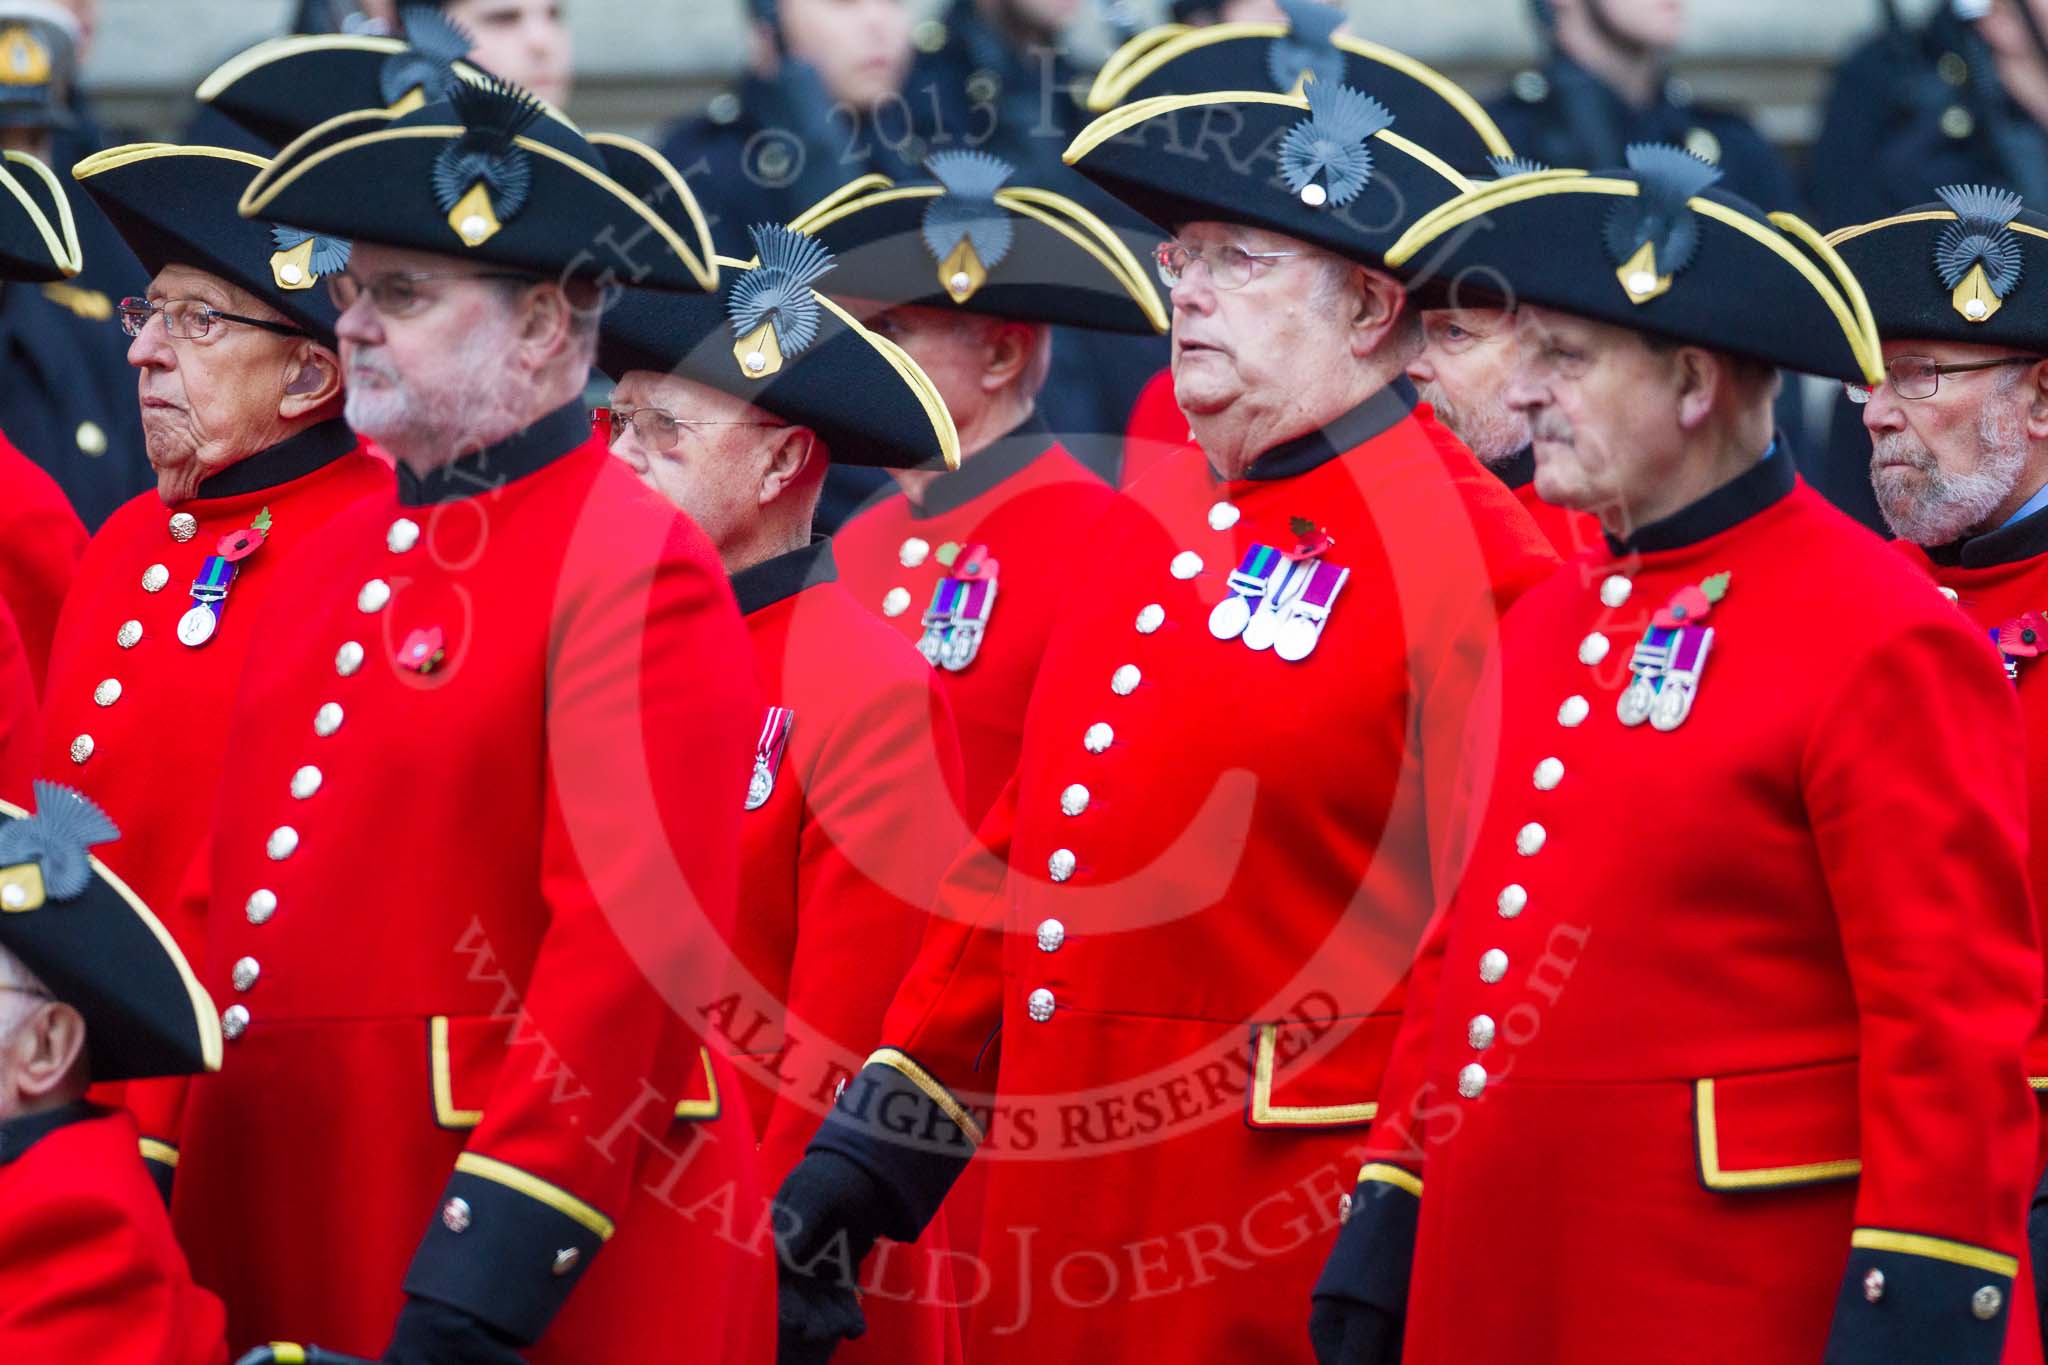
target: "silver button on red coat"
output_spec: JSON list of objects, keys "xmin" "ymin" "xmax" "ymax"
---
[
  {"xmin": 1515, "ymin": 822, "xmax": 1547, "ymax": 856},
  {"xmin": 246, "ymin": 889, "xmax": 277, "ymax": 926},
  {"xmin": 1558, "ymin": 695, "xmax": 1590, "ymax": 727},
  {"xmin": 1027, "ymin": 988, "xmax": 1056, "ymax": 1022},
  {"xmin": 1497, "ymin": 884, "xmax": 1527, "ymax": 919},
  {"xmin": 266, "ymin": 826, "xmax": 299, "ymax": 861},
  {"xmin": 231, "ymin": 957, "xmax": 261, "ymax": 992},
  {"xmin": 357, "ymin": 578, "xmax": 391, "ymax": 613},
  {"xmin": 1060, "ymin": 783, "xmax": 1090, "ymax": 816},
  {"xmin": 1599, "ymin": 575, "xmax": 1632, "ymax": 608},
  {"xmin": 1084, "ymin": 723, "xmax": 1113, "ymax": 754},
  {"xmin": 1135, "ymin": 604, "xmax": 1165, "ymax": 634},
  {"xmin": 387, "ymin": 518, "xmax": 421, "ymax": 554},
  {"xmin": 1478, "ymin": 949, "xmax": 1508, "ymax": 984},
  {"xmin": 1467, "ymin": 1015, "xmax": 1496, "ymax": 1049},
  {"xmin": 1578, "ymin": 632, "xmax": 1610, "ymax": 666},
  {"xmin": 221, "ymin": 1004, "xmax": 250, "ymax": 1041},
  {"xmin": 1457, "ymin": 1063, "xmax": 1488, "ymax": 1099},
  {"xmin": 314, "ymin": 702, "xmax": 344, "ymax": 737},
  {"xmin": 1048, "ymin": 848, "xmax": 1077, "ymax": 882},
  {"xmin": 1036, "ymin": 919, "xmax": 1066, "ymax": 952},
  {"xmin": 1111, "ymin": 665, "xmax": 1141, "ymax": 696}
]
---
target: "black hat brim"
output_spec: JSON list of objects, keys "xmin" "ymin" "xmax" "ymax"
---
[
  {"xmin": 0, "ymin": 806, "xmax": 221, "ymax": 1084},
  {"xmin": 788, "ymin": 177, "xmax": 1167, "ymax": 334},
  {"xmin": 1383, "ymin": 171, "xmax": 1883, "ymax": 384},
  {"xmin": 240, "ymin": 102, "xmax": 716, "ymax": 292},
  {"xmin": 1829, "ymin": 204, "xmax": 2048, "ymax": 353},
  {"xmin": 0, "ymin": 150, "xmax": 77, "ymax": 283},
  {"xmin": 196, "ymin": 33, "xmax": 511, "ymax": 150},
  {"xmin": 598, "ymin": 279, "xmax": 956, "ymax": 470},
  {"xmin": 1064, "ymin": 89, "xmax": 1473, "ymax": 278},
  {"xmin": 74, "ymin": 143, "xmax": 344, "ymax": 341},
  {"xmin": 1088, "ymin": 25, "xmax": 1512, "ymax": 176}
]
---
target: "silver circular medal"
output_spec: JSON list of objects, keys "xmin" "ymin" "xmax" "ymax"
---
[
  {"xmin": 1650, "ymin": 685, "xmax": 1689, "ymax": 732},
  {"xmin": 177, "ymin": 605, "xmax": 218, "ymax": 648},
  {"xmin": 1208, "ymin": 594, "xmax": 1251, "ymax": 641},
  {"xmin": 1274, "ymin": 615, "xmax": 1318, "ymax": 662},
  {"xmin": 1242, "ymin": 609, "xmax": 1279, "ymax": 652},
  {"xmin": 745, "ymin": 762, "xmax": 772, "ymax": 811},
  {"xmin": 1617, "ymin": 678, "xmax": 1654, "ymax": 727}
]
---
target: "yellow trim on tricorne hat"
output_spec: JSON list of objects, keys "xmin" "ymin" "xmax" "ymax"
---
[
  {"xmin": 0, "ymin": 797, "xmax": 223, "ymax": 1075},
  {"xmin": 1086, "ymin": 23, "xmax": 1192, "ymax": 107},
  {"xmin": 586, "ymin": 131, "xmax": 718, "ymax": 284},
  {"xmin": 194, "ymin": 33, "xmax": 580, "ymax": 133},
  {"xmin": 1384, "ymin": 173, "xmax": 1885, "ymax": 385},
  {"xmin": 1084, "ymin": 19, "xmax": 1514, "ymax": 162},
  {"xmin": 239, "ymin": 119, "xmax": 716, "ymax": 292},
  {"xmin": 3, "ymin": 150, "xmax": 79, "ymax": 275},
  {"xmin": 789, "ymin": 180, "xmax": 1168, "ymax": 335}
]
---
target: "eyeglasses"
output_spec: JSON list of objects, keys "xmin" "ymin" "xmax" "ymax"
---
[
  {"xmin": 0, "ymin": 982, "xmax": 51, "ymax": 1002},
  {"xmin": 606, "ymin": 407, "xmax": 785, "ymax": 453},
  {"xmin": 1844, "ymin": 355, "xmax": 2045, "ymax": 404},
  {"xmin": 327, "ymin": 269, "xmax": 542, "ymax": 319},
  {"xmin": 119, "ymin": 297, "xmax": 308, "ymax": 341},
  {"xmin": 1154, "ymin": 240, "xmax": 1306, "ymax": 292}
]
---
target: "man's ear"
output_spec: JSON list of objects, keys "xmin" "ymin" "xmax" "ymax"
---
[
  {"xmin": 759, "ymin": 428, "xmax": 820, "ymax": 507},
  {"xmin": 980, "ymin": 321, "xmax": 1037, "ymax": 395},
  {"xmin": 279, "ymin": 342, "xmax": 343, "ymax": 420},
  {"xmin": 1348, "ymin": 267, "xmax": 1407, "ymax": 360},
  {"xmin": 2024, "ymin": 359, "xmax": 2048, "ymax": 442},
  {"xmin": 1671, "ymin": 347, "xmax": 1723, "ymax": 431},
  {"xmin": 515, "ymin": 284, "xmax": 577, "ymax": 369},
  {"xmin": 12, "ymin": 1002, "xmax": 87, "ymax": 1102}
]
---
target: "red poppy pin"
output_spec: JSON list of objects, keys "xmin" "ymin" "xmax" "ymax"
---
[
  {"xmin": 1998, "ymin": 612, "xmax": 2048, "ymax": 659},
  {"xmin": 955, "ymin": 544, "xmax": 1000, "ymax": 581},
  {"xmin": 216, "ymin": 507, "xmax": 272, "ymax": 563},
  {"xmin": 1653, "ymin": 571, "xmax": 1731, "ymax": 630},
  {"xmin": 1286, "ymin": 515, "xmax": 1335, "ymax": 561},
  {"xmin": 397, "ymin": 626, "xmax": 446, "ymax": 674}
]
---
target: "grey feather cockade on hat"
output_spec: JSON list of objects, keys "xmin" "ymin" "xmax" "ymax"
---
[
  {"xmin": 729, "ymin": 223, "xmax": 834, "ymax": 379},
  {"xmin": 1603, "ymin": 142, "xmax": 1721, "ymax": 304},
  {"xmin": 380, "ymin": 3, "xmax": 472, "ymax": 108},
  {"xmin": 1934, "ymin": 183, "xmax": 2025, "ymax": 323},
  {"xmin": 0, "ymin": 781, "xmax": 117, "ymax": 907},
  {"xmin": 1487, "ymin": 154, "xmax": 1549, "ymax": 179},
  {"xmin": 431, "ymin": 76, "xmax": 544, "ymax": 248},
  {"xmin": 1267, "ymin": 0, "xmax": 1345, "ymax": 95},
  {"xmin": 268, "ymin": 222, "xmax": 351, "ymax": 292},
  {"xmin": 921, "ymin": 150, "xmax": 1015, "ymax": 304},
  {"xmin": 1279, "ymin": 80, "xmax": 1393, "ymax": 209}
]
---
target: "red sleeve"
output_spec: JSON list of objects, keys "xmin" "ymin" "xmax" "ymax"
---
[
  {"xmin": 759, "ymin": 670, "xmax": 967, "ymax": 1183},
  {"xmin": 1804, "ymin": 616, "xmax": 2040, "ymax": 1257},
  {"xmin": 878, "ymin": 767, "xmax": 1021, "ymax": 1105},
  {"xmin": 0, "ymin": 601, "xmax": 36, "ymax": 806}
]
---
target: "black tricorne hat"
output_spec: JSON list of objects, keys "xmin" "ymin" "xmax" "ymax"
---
[
  {"xmin": 598, "ymin": 225, "xmax": 958, "ymax": 472},
  {"xmin": 0, "ymin": 147, "xmax": 76, "ymax": 282},
  {"xmin": 0, "ymin": 783, "xmax": 221, "ymax": 1083},
  {"xmin": 0, "ymin": 9, "xmax": 73, "ymax": 132},
  {"xmin": 74, "ymin": 143, "xmax": 348, "ymax": 341},
  {"xmin": 1382, "ymin": 143, "xmax": 1883, "ymax": 385},
  {"xmin": 239, "ymin": 77, "xmax": 716, "ymax": 292},
  {"xmin": 787, "ymin": 151, "xmax": 1167, "ymax": 334},
  {"xmin": 1064, "ymin": 78, "xmax": 1474, "ymax": 278},
  {"xmin": 197, "ymin": 4, "xmax": 514, "ymax": 150},
  {"xmin": 1828, "ymin": 185, "xmax": 2048, "ymax": 351},
  {"xmin": 1088, "ymin": 1, "xmax": 1512, "ymax": 176}
]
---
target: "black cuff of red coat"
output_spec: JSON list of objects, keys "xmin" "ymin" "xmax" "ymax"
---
[
  {"xmin": 138, "ymin": 1139, "xmax": 176, "ymax": 1207},
  {"xmin": 804, "ymin": 1050, "xmax": 978, "ymax": 1240},
  {"xmin": 401, "ymin": 1156, "xmax": 611, "ymax": 1345},
  {"xmin": 1313, "ymin": 1164, "xmax": 1421, "ymax": 1315},
  {"xmin": 1825, "ymin": 1230, "xmax": 2015, "ymax": 1365}
]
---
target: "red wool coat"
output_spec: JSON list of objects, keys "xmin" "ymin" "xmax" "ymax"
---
[
  {"xmin": 726, "ymin": 540, "xmax": 967, "ymax": 1365},
  {"xmin": 1118, "ymin": 365, "xmax": 1188, "ymax": 490},
  {"xmin": 166, "ymin": 408, "xmax": 772, "ymax": 1363},
  {"xmin": 872, "ymin": 383, "xmax": 1556, "ymax": 1362},
  {"xmin": 0, "ymin": 1106, "xmax": 225, "ymax": 1365},
  {"xmin": 1363, "ymin": 463, "xmax": 2042, "ymax": 1365},
  {"xmin": 1897, "ymin": 519, "xmax": 2048, "ymax": 1165},
  {"xmin": 0, "ymin": 427, "xmax": 86, "ymax": 694},
  {"xmin": 832, "ymin": 414, "xmax": 1116, "ymax": 826},
  {"xmin": 40, "ymin": 421, "xmax": 386, "ymax": 942}
]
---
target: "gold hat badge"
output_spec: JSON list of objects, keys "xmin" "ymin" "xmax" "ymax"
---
[
  {"xmin": 1933, "ymin": 184, "xmax": 2025, "ymax": 324},
  {"xmin": 0, "ymin": 24, "xmax": 50, "ymax": 88},
  {"xmin": 728, "ymin": 224, "xmax": 834, "ymax": 380}
]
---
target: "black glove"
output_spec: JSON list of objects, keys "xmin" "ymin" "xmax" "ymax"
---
[
  {"xmin": 1308, "ymin": 1296, "xmax": 1403, "ymax": 1365},
  {"xmin": 380, "ymin": 1297, "xmax": 529, "ymax": 1365},
  {"xmin": 773, "ymin": 1151, "xmax": 893, "ymax": 1365}
]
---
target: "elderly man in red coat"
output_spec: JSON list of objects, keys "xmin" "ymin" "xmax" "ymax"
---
[
  {"xmin": 598, "ymin": 225, "xmax": 970, "ymax": 1365},
  {"xmin": 0, "ymin": 782, "xmax": 226, "ymax": 1365},
  {"xmin": 1312, "ymin": 147, "xmax": 2043, "ymax": 1365},
  {"xmin": 161, "ymin": 81, "xmax": 773, "ymax": 1364},
  {"xmin": 1831, "ymin": 186, "xmax": 2048, "ymax": 1351},
  {"xmin": 773, "ymin": 76, "xmax": 1557, "ymax": 1364}
]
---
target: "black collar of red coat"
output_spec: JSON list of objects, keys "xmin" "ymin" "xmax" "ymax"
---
[
  {"xmin": 1603, "ymin": 437, "xmax": 1795, "ymax": 557},
  {"xmin": 1924, "ymin": 500, "xmax": 2048, "ymax": 569},
  {"xmin": 731, "ymin": 536, "xmax": 838, "ymax": 616},
  {"xmin": 907, "ymin": 409, "xmax": 1055, "ymax": 522},
  {"xmin": 0, "ymin": 1100, "xmax": 98, "ymax": 1168},
  {"xmin": 1493, "ymin": 444, "xmax": 1537, "ymax": 492},
  {"xmin": 1233, "ymin": 377, "xmax": 1419, "ymax": 484},
  {"xmin": 193, "ymin": 417, "xmax": 356, "ymax": 501},
  {"xmin": 396, "ymin": 399, "xmax": 590, "ymax": 507}
]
